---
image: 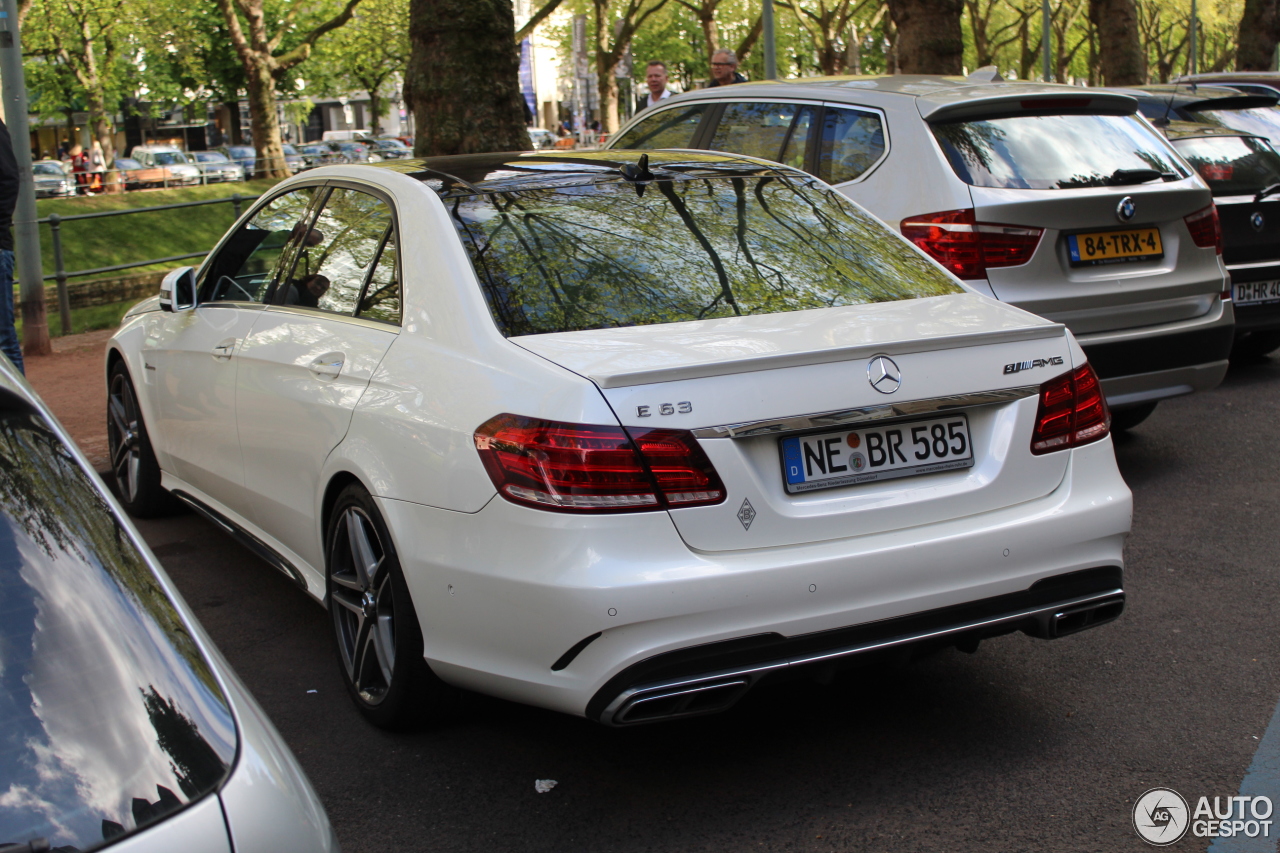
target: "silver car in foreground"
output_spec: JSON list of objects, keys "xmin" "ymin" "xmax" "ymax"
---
[
  {"xmin": 610, "ymin": 73, "xmax": 1235, "ymax": 429},
  {"xmin": 0, "ymin": 360, "xmax": 337, "ymax": 851}
]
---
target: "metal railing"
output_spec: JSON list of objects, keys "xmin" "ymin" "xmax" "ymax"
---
[{"xmin": 39, "ymin": 193, "xmax": 257, "ymax": 333}]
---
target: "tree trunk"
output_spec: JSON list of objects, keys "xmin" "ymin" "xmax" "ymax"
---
[
  {"xmin": 886, "ymin": 0, "xmax": 963, "ymax": 74},
  {"xmin": 404, "ymin": 0, "xmax": 528, "ymax": 156},
  {"xmin": 1237, "ymin": 0, "xmax": 1280, "ymax": 71},
  {"xmin": 1088, "ymin": 0, "xmax": 1146, "ymax": 84},
  {"xmin": 86, "ymin": 95, "xmax": 120, "ymax": 190},
  {"xmin": 594, "ymin": 2, "xmax": 621, "ymax": 134},
  {"xmin": 244, "ymin": 62, "xmax": 290, "ymax": 179},
  {"xmin": 368, "ymin": 89, "xmax": 383, "ymax": 137}
]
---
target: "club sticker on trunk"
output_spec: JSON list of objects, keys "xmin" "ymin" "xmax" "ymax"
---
[{"xmin": 780, "ymin": 415, "xmax": 974, "ymax": 494}]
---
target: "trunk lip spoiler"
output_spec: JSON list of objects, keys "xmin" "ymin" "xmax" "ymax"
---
[
  {"xmin": 520, "ymin": 323, "xmax": 1067, "ymax": 389},
  {"xmin": 691, "ymin": 384, "xmax": 1041, "ymax": 439}
]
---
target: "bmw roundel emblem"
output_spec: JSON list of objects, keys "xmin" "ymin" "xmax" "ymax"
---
[
  {"xmin": 1116, "ymin": 196, "xmax": 1137, "ymax": 223},
  {"xmin": 867, "ymin": 355, "xmax": 902, "ymax": 395},
  {"xmin": 1252, "ymin": 211, "xmax": 1265, "ymax": 231}
]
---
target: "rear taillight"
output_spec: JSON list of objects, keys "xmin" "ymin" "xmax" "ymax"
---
[
  {"xmin": 1031, "ymin": 363, "xmax": 1110, "ymax": 455},
  {"xmin": 474, "ymin": 415, "xmax": 726, "ymax": 513},
  {"xmin": 1184, "ymin": 205, "xmax": 1223, "ymax": 254},
  {"xmin": 901, "ymin": 209, "xmax": 1043, "ymax": 279}
]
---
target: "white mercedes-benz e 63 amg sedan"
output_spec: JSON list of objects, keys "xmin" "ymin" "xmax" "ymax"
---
[{"xmin": 106, "ymin": 151, "xmax": 1131, "ymax": 727}]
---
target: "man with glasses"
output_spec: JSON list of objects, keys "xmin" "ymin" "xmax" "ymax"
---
[{"xmin": 709, "ymin": 49, "xmax": 747, "ymax": 87}]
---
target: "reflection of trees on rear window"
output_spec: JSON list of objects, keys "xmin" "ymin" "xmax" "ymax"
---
[
  {"xmin": 933, "ymin": 114, "xmax": 1188, "ymax": 189},
  {"xmin": 450, "ymin": 175, "xmax": 961, "ymax": 337},
  {"xmin": 1194, "ymin": 107, "xmax": 1280, "ymax": 144}
]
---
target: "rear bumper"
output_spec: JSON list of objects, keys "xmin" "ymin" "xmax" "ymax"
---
[
  {"xmin": 377, "ymin": 437, "xmax": 1131, "ymax": 721},
  {"xmin": 1077, "ymin": 295, "xmax": 1233, "ymax": 407},
  {"xmin": 593, "ymin": 567, "xmax": 1123, "ymax": 725}
]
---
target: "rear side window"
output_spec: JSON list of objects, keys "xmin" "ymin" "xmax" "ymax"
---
[
  {"xmin": 708, "ymin": 102, "xmax": 810, "ymax": 164},
  {"xmin": 612, "ymin": 104, "xmax": 709, "ymax": 150},
  {"xmin": 818, "ymin": 106, "xmax": 887, "ymax": 184},
  {"xmin": 1170, "ymin": 135, "xmax": 1280, "ymax": 196},
  {"xmin": 0, "ymin": 406, "xmax": 235, "ymax": 851},
  {"xmin": 448, "ymin": 174, "xmax": 962, "ymax": 337},
  {"xmin": 933, "ymin": 113, "xmax": 1189, "ymax": 189}
]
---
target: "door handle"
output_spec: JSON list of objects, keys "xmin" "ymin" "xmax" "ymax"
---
[
  {"xmin": 309, "ymin": 352, "xmax": 345, "ymax": 378},
  {"xmin": 211, "ymin": 338, "xmax": 237, "ymax": 360}
]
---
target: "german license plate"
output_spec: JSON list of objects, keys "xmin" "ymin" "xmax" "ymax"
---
[
  {"xmin": 1067, "ymin": 227, "xmax": 1163, "ymax": 266},
  {"xmin": 780, "ymin": 415, "xmax": 974, "ymax": 494},
  {"xmin": 1234, "ymin": 279, "xmax": 1280, "ymax": 306}
]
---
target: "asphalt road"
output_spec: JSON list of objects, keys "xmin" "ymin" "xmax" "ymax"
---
[{"xmin": 131, "ymin": 355, "xmax": 1280, "ymax": 853}]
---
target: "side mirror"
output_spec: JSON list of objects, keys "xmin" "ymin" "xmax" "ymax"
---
[{"xmin": 159, "ymin": 266, "xmax": 196, "ymax": 312}]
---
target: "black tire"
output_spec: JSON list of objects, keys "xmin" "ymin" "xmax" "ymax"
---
[
  {"xmin": 326, "ymin": 484, "xmax": 459, "ymax": 729},
  {"xmin": 1109, "ymin": 401, "xmax": 1158, "ymax": 432},
  {"xmin": 107, "ymin": 361, "xmax": 178, "ymax": 517},
  {"xmin": 1232, "ymin": 330, "xmax": 1280, "ymax": 361}
]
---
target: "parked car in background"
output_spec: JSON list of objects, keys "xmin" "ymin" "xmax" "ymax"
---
[
  {"xmin": 297, "ymin": 142, "xmax": 345, "ymax": 169},
  {"xmin": 219, "ymin": 144, "xmax": 304, "ymax": 176},
  {"xmin": 106, "ymin": 151, "xmax": 1130, "ymax": 729},
  {"xmin": 1124, "ymin": 84, "xmax": 1280, "ymax": 148},
  {"xmin": 32, "ymin": 159, "xmax": 73, "ymax": 197},
  {"xmin": 112, "ymin": 157, "xmax": 172, "ymax": 190},
  {"xmin": 1175, "ymin": 71, "xmax": 1280, "ymax": 99},
  {"xmin": 369, "ymin": 137, "xmax": 412, "ymax": 159},
  {"xmin": 1160, "ymin": 121, "xmax": 1280, "ymax": 358},
  {"xmin": 528, "ymin": 127, "xmax": 557, "ymax": 149},
  {"xmin": 191, "ymin": 150, "xmax": 247, "ymax": 183},
  {"xmin": 610, "ymin": 73, "xmax": 1234, "ymax": 430},
  {"xmin": 0, "ymin": 359, "xmax": 338, "ymax": 851},
  {"xmin": 322, "ymin": 129, "xmax": 372, "ymax": 142},
  {"xmin": 336, "ymin": 141, "xmax": 382, "ymax": 163},
  {"xmin": 129, "ymin": 145, "xmax": 202, "ymax": 186}
]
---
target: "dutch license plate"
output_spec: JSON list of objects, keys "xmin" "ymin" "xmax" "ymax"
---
[
  {"xmin": 1234, "ymin": 279, "xmax": 1280, "ymax": 306},
  {"xmin": 779, "ymin": 415, "xmax": 974, "ymax": 494},
  {"xmin": 1067, "ymin": 227, "xmax": 1163, "ymax": 266}
]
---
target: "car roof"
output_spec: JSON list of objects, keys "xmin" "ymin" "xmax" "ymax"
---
[
  {"xmin": 1176, "ymin": 71, "xmax": 1280, "ymax": 85},
  {"xmin": 373, "ymin": 149, "xmax": 810, "ymax": 198},
  {"xmin": 647, "ymin": 74, "xmax": 1138, "ymax": 121}
]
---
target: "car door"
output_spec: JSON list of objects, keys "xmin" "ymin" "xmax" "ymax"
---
[
  {"xmin": 143, "ymin": 185, "xmax": 322, "ymax": 515},
  {"xmin": 235, "ymin": 184, "xmax": 402, "ymax": 569}
]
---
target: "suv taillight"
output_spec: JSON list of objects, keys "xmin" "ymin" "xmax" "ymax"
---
[
  {"xmin": 1031, "ymin": 363, "xmax": 1110, "ymax": 455},
  {"xmin": 474, "ymin": 415, "xmax": 726, "ymax": 512},
  {"xmin": 901, "ymin": 209, "xmax": 1043, "ymax": 279},
  {"xmin": 1184, "ymin": 204, "xmax": 1222, "ymax": 254}
]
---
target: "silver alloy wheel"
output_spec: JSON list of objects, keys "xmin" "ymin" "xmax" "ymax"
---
[
  {"xmin": 107, "ymin": 372, "xmax": 142, "ymax": 503},
  {"xmin": 330, "ymin": 507, "xmax": 396, "ymax": 705}
]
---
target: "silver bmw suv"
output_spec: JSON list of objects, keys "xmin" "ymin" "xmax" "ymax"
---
[{"xmin": 610, "ymin": 74, "xmax": 1234, "ymax": 428}]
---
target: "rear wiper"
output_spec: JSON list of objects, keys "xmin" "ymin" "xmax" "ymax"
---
[
  {"xmin": 1109, "ymin": 168, "xmax": 1170, "ymax": 185},
  {"xmin": 1255, "ymin": 182, "xmax": 1280, "ymax": 203}
]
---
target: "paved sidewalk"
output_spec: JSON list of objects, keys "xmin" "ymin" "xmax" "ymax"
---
[{"xmin": 24, "ymin": 328, "xmax": 113, "ymax": 472}]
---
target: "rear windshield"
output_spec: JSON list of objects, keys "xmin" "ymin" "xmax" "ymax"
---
[
  {"xmin": 933, "ymin": 113, "xmax": 1189, "ymax": 189},
  {"xmin": 448, "ymin": 173, "xmax": 963, "ymax": 337},
  {"xmin": 1191, "ymin": 106, "xmax": 1280, "ymax": 144},
  {"xmin": 0, "ymin": 405, "xmax": 235, "ymax": 851},
  {"xmin": 1170, "ymin": 135, "xmax": 1280, "ymax": 196}
]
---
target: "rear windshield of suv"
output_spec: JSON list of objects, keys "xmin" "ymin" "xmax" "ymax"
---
[
  {"xmin": 448, "ymin": 173, "xmax": 963, "ymax": 337},
  {"xmin": 932, "ymin": 113, "xmax": 1189, "ymax": 189},
  {"xmin": 0, "ymin": 404, "xmax": 235, "ymax": 851},
  {"xmin": 1191, "ymin": 106, "xmax": 1280, "ymax": 144},
  {"xmin": 1170, "ymin": 134, "xmax": 1280, "ymax": 196}
]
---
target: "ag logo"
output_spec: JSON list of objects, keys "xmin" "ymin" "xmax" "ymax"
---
[
  {"xmin": 1117, "ymin": 196, "xmax": 1137, "ymax": 223},
  {"xmin": 1133, "ymin": 787, "xmax": 1190, "ymax": 846}
]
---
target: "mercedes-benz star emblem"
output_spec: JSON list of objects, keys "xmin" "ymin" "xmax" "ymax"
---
[
  {"xmin": 1116, "ymin": 196, "xmax": 1137, "ymax": 223},
  {"xmin": 1252, "ymin": 211, "xmax": 1266, "ymax": 232},
  {"xmin": 867, "ymin": 355, "xmax": 902, "ymax": 395}
]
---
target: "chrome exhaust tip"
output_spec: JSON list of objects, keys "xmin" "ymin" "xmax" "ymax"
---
[
  {"xmin": 612, "ymin": 678, "xmax": 752, "ymax": 725},
  {"xmin": 1050, "ymin": 598, "xmax": 1124, "ymax": 637}
]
